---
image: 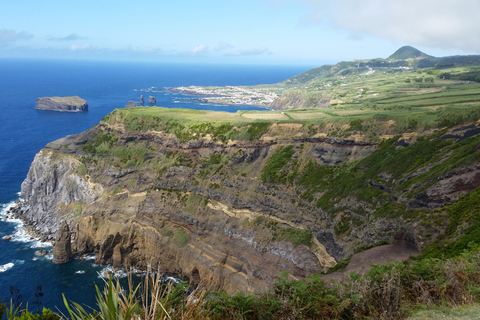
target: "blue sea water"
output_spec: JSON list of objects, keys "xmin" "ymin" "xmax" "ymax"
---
[{"xmin": 0, "ymin": 59, "xmax": 314, "ymax": 312}]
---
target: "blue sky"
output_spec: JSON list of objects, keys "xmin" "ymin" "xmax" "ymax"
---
[{"xmin": 1, "ymin": 0, "xmax": 479, "ymax": 65}]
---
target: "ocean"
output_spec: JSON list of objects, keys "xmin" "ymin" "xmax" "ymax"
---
[{"xmin": 0, "ymin": 59, "xmax": 314, "ymax": 312}]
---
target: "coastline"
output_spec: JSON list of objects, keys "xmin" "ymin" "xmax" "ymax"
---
[
  {"xmin": 162, "ymin": 86, "xmax": 278, "ymax": 108},
  {"xmin": 1, "ymin": 200, "xmax": 53, "ymax": 246}
]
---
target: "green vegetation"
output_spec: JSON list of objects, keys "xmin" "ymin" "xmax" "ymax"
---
[
  {"xmin": 172, "ymin": 228, "xmax": 189, "ymax": 247},
  {"xmin": 104, "ymin": 108, "xmax": 276, "ymax": 143},
  {"xmin": 6, "ymin": 245, "xmax": 480, "ymax": 319},
  {"xmin": 261, "ymin": 145, "xmax": 295, "ymax": 183},
  {"xmin": 419, "ymin": 187, "xmax": 480, "ymax": 259},
  {"xmin": 274, "ymin": 228, "xmax": 313, "ymax": 248}
]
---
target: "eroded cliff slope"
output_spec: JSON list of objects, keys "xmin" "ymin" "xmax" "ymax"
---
[{"xmin": 15, "ymin": 107, "xmax": 480, "ymax": 293}]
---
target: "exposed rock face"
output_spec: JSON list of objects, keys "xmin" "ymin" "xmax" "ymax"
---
[
  {"xmin": 149, "ymin": 96, "xmax": 156, "ymax": 104},
  {"xmin": 140, "ymin": 95, "xmax": 144, "ymax": 104},
  {"xmin": 125, "ymin": 101, "xmax": 138, "ymax": 108},
  {"xmin": 16, "ymin": 114, "xmax": 480, "ymax": 294},
  {"xmin": 19, "ymin": 150, "xmax": 103, "ymax": 240},
  {"xmin": 52, "ymin": 221, "xmax": 72, "ymax": 264},
  {"xmin": 36, "ymin": 96, "xmax": 88, "ymax": 112}
]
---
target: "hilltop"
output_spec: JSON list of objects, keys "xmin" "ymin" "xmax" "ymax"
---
[{"xmin": 387, "ymin": 45, "xmax": 433, "ymax": 60}]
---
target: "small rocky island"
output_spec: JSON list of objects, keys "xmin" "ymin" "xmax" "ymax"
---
[{"xmin": 36, "ymin": 96, "xmax": 88, "ymax": 112}]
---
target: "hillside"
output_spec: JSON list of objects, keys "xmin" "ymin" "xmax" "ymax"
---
[
  {"xmin": 171, "ymin": 46, "xmax": 480, "ymax": 111},
  {"xmin": 7, "ymin": 99, "xmax": 480, "ymax": 297}
]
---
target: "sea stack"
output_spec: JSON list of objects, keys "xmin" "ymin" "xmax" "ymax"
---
[
  {"xmin": 52, "ymin": 221, "xmax": 72, "ymax": 264},
  {"xmin": 149, "ymin": 96, "xmax": 156, "ymax": 104},
  {"xmin": 140, "ymin": 95, "xmax": 144, "ymax": 104},
  {"xmin": 36, "ymin": 96, "xmax": 88, "ymax": 112}
]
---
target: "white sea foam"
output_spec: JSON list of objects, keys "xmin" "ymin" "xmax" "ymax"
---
[
  {"xmin": 165, "ymin": 276, "xmax": 182, "ymax": 284},
  {"xmin": 1, "ymin": 201, "xmax": 17, "ymax": 217},
  {"xmin": 83, "ymin": 254, "xmax": 96, "ymax": 261},
  {"xmin": 76, "ymin": 270, "xmax": 85, "ymax": 274},
  {"xmin": 0, "ymin": 201, "xmax": 52, "ymax": 250},
  {"xmin": 0, "ymin": 262, "xmax": 14, "ymax": 272},
  {"xmin": 98, "ymin": 266, "xmax": 128, "ymax": 279}
]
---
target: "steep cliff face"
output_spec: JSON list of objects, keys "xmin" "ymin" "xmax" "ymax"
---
[
  {"xmin": 19, "ymin": 150, "xmax": 103, "ymax": 240},
  {"xmin": 16, "ymin": 108, "xmax": 480, "ymax": 293}
]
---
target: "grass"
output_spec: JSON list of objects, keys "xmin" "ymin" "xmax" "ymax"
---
[
  {"xmin": 407, "ymin": 305, "xmax": 480, "ymax": 320},
  {"xmin": 261, "ymin": 145, "xmax": 295, "ymax": 183}
]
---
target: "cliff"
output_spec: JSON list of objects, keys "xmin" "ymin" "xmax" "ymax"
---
[
  {"xmin": 15, "ymin": 107, "xmax": 480, "ymax": 294},
  {"xmin": 36, "ymin": 96, "xmax": 88, "ymax": 112}
]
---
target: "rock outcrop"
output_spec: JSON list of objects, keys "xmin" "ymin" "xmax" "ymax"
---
[
  {"xmin": 36, "ymin": 96, "xmax": 88, "ymax": 112},
  {"xmin": 140, "ymin": 95, "xmax": 144, "ymax": 104},
  {"xmin": 52, "ymin": 221, "xmax": 72, "ymax": 264},
  {"xmin": 149, "ymin": 96, "xmax": 156, "ymax": 104},
  {"xmin": 18, "ymin": 150, "xmax": 103, "ymax": 240},
  {"xmin": 125, "ymin": 101, "xmax": 138, "ymax": 108},
  {"xmin": 15, "ymin": 110, "xmax": 480, "ymax": 294}
]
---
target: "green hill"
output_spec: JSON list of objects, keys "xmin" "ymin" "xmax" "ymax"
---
[{"xmin": 388, "ymin": 45, "xmax": 433, "ymax": 60}]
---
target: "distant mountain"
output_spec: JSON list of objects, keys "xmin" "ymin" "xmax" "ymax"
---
[
  {"xmin": 388, "ymin": 46, "xmax": 433, "ymax": 60},
  {"xmin": 279, "ymin": 46, "xmax": 480, "ymax": 88}
]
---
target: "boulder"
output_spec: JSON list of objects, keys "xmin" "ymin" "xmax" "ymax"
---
[
  {"xmin": 35, "ymin": 249, "xmax": 49, "ymax": 256},
  {"xmin": 149, "ymin": 96, "xmax": 156, "ymax": 104},
  {"xmin": 36, "ymin": 96, "xmax": 88, "ymax": 112},
  {"xmin": 52, "ymin": 221, "xmax": 72, "ymax": 264}
]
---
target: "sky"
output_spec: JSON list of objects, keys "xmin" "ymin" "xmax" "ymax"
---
[{"xmin": 1, "ymin": 0, "xmax": 479, "ymax": 66}]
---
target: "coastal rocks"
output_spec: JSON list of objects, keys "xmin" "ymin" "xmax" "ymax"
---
[
  {"xmin": 20, "ymin": 150, "xmax": 104, "ymax": 240},
  {"xmin": 36, "ymin": 96, "xmax": 88, "ymax": 112},
  {"xmin": 2, "ymin": 235, "xmax": 13, "ymax": 241},
  {"xmin": 149, "ymin": 96, "xmax": 156, "ymax": 104},
  {"xmin": 140, "ymin": 95, "xmax": 144, "ymax": 104},
  {"xmin": 125, "ymin": 101, "xmax": 138, "ymax": 108},
  {"xmin": 52, "ymin": 221, "xmax": 72, "ymax": 264},
  {"xmin": 35, "ymin": 249, "xmax": 49, "ymax": 256}
]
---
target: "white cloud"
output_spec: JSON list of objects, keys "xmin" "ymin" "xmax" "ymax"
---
[
  {"xmin": 285, "ymin": 0, "xmax": 480, "ymax": 53},
  {"xmin": 0, "ymin": 29, "xmax": 33, "ymax": 46},
  {"xmin": 224, "ymin": 47, "xmax": 271, "ymax": 56},
  {"xmin": 48, "ymin": 33, "xmax": 86, "ymax": 41},
  {"xmin": 68, "ymin": 43, "xmax": 93, "ymax": 51},
  {"xmin": 192, "ymin": 44, "xmax": 208, "ymax": 54}
]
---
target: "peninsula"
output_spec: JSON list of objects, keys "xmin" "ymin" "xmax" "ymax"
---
[{"xmin": 36, "ymin": 96, "xmax": 88, "ymax": 112}]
